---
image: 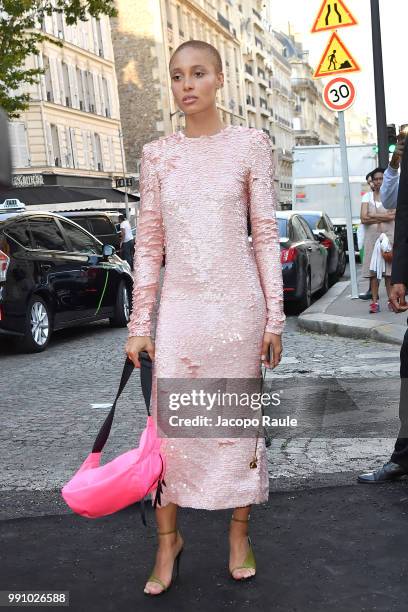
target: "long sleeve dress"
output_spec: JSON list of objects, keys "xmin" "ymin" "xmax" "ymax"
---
[{"xmin": 128, "ymin": 125, "xmax": 285, "ymax": 510}]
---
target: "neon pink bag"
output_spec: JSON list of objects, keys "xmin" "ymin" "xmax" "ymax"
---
[{"xmin": 61, "ymin": 357, "xmax": 166, "ymax": 525}]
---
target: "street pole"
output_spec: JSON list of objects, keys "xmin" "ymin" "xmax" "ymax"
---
[
  {"xmin": 370, "ymin": 0, "xmax": 388, "ymax": 169},
  {"xmin": 118, "ymin": 128, "xmax": 130, "ymax": 220},
  {"xmin": 338, "ymin": 111, "xmax": 359, "ymax": 299}
]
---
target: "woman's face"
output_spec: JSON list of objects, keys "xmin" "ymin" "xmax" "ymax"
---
[
  {"xmin": 169, "ymin": 48, "xmax": 223, "ymax": 115},
  {"xmin": 371, "ymin": 171, "xmax": 384, "ymax": 192}
]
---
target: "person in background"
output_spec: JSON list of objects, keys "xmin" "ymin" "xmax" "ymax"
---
[
  {"xmin": 381, "ymin": 131, "xmax": 406, "ymax": 210},
  {"xmin": 119, "ymin": 213, "xmax": 135, "ymax": 270},
  {"xmin": 358, "ymin": 132, "xmax": 408, "ymax": 483},
  {"xmin": 358, "ymin": 172, "xmax": 375, "ymax": 300},
  {"xmin": 360, "ymin": 167, "xmax": 395, "ymax": 313}
]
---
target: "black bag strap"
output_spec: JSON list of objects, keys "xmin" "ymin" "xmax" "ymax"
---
[
  {"xmin": 92, "ymin": 356, "xmax": 149, "ymax": 454},
  {"xmin": 91, "ymin": 355, "xmax": 165, "ymax": 527}
]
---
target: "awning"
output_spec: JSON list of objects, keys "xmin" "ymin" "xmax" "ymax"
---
[{"xmin": 0, "ymin": 185, "xmax": 139, "ymax": 206}]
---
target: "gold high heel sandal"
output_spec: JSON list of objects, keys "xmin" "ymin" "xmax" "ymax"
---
[
  {"xmin": 144, "ymin": 528, "xmax": 184, "ymax": 596},
  {"xmin": 229, "ymin": 515, "xmax": 256, "ymax": 580}
]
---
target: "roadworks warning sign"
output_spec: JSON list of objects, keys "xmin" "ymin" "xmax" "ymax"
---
[{"xmin": 313, "ymin": 32, "xmax": 360, "ymax": 79}]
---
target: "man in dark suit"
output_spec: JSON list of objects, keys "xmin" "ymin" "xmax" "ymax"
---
[{"xmin": 358, "ymin": 133, "xmax": 408, "ymax": 482}]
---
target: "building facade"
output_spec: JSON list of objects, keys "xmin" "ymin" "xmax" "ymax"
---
[
  {"xmin": 111, "ymin": 0, "xmax": 296, "ymax": 208},
  {"xmin": 6, "ymin": 13, "xmax": 129, "ymax": 212},
  {"xmin": 111, "ymin": 0, "xmax": 247, "ymax": 175},
  {"xmin": 345, "ymin": 109, "xmax": 375, "ymax": 145},
  {"xmin": 275, "ymin": 31, "xmax": 339, "ymax": 147}
]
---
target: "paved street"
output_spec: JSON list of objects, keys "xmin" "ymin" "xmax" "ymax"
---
[
  {"xmin": 1, "ymin": 312, "xmax": 407, "ymax": 612},
  {"xmin": 0, "ymin": 308, "xmax": 401, "ymax": 494}
]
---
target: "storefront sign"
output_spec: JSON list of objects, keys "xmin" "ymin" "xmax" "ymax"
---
[{"xmin": 12, "ymin": 174, "xmax": 44, "ymax": 188}]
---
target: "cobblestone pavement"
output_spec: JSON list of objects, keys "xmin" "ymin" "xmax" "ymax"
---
[{"xmin": 0, "ymin": 314, "xmax": 402, "ymax": 491}]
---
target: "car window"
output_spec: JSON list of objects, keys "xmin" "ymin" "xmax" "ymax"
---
[
  {"xmin": 89, "ymin": 217, "xmax": 113, "ymax": 236},
  {"xmin": 67, "ymin": 217, "xmax": 92, "ymax": 233},
  {"xmin": 28, "ymin": 217, "xmax": 67, "ymax": 251},
  {"xmin": 291, "ymin": 216, "xmax": 307, "ymax": 241},
  {"xmin": 277, "ymin": 218, "xmax": 288, "ymax": 238},
  {"xmin": 298, "ymin": 217, "xmax": 315, "ymax": 241},
  {"xmin": 300, "ymin": 214, "xmax": 320, "ymax": 230},
  {"xmin": 3, "ymin": 220, "xmax": 31, "ymax": 250},
  {"xmin": 59, "ymin": 219, "xmax": 102, "ymax": 254}
]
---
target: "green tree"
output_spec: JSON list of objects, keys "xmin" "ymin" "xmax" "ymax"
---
[{"xmin": 0, "ymin": 0, "xmax": 117, "ymax": 118}]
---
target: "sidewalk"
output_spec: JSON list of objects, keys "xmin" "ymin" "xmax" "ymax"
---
[
  {"xmin": 1, "ymin": 482, "xmax": 407, "ymax": 612},
  {"xmin": 299, "ymin": 268, "xmax": 408, "ymax": 345}
]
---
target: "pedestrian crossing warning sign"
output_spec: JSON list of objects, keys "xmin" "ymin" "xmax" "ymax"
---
[
  {"xmin": 311, "ymin": 0, "xmax": 358, "ymax": 33},
  {"xmin": 313, "ymin": 32, "xmax": 360, "ymax": 79}
]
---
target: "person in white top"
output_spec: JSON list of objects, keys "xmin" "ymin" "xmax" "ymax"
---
[
  {"xmin": 358, "ymin": 172, "xmax": 376, "ymax": 300},
  {"xmin": 360, "ymin": 168, "xmax": 396, "ymax": 313},
  {"xmin": 119, "ymin": 214, "xmax": 135, "ymax": 270}
]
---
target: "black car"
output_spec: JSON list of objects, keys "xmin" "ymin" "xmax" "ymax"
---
[
  {"xmin": 0, "ymin": 202, "xmax": 133, "ymax": 352},
  {"xmin": 298, "ymin": 211, "xmax": 346, "ymax": 285},
  {"xmin": 61, "ymin": 211, "xmax": 136, "ymax": 253},
  {"xmin": 276, "ymin": 211, "xmax": 329, "ymax": 314}
]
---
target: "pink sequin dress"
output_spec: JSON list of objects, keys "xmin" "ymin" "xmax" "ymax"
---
[{"xmin": 128, "ymin": 125, "xmax": 285, "ymax": 510}]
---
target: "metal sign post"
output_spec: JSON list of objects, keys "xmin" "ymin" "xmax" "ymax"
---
[{"xmin": 338, "ymin": 110, "xmax": 359, "ymax": 298}]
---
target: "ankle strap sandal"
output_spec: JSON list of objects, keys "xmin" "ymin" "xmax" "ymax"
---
[{"xmin": 144, "ymin": 528, "xmax": 183, "ymax": 596}]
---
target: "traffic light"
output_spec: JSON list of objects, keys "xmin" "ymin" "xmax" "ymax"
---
[{"xmin": 387, "ymin": 124, "xmax": 397, "ymax": 154}]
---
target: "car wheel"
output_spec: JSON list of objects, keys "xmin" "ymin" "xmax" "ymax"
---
[
  {"xmin": 19, "ymin": 295, "xmax": 52, "ymax": 353},
  {"xmin": 294, "ymin": 270, "xmax": 312, "ymax": 314},
  {"xmin": 109, "ymin": 280, "xmax": 130, "ymax": 327},
  {"xmin": 337, "ymin": 250, "xmax": 347, "ymax": 277}
]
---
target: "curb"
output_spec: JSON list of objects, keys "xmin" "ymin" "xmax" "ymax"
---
[{"xmin": 298, "ymin": 281, "xmax": 406, "ymax": 345}]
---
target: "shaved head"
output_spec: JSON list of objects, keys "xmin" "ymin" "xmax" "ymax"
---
[{"xmin": 169, "ymin": 40, "xmax": 223, "ymax": 74}]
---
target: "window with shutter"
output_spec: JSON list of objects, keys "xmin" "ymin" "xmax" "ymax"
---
[
  {"xmin": 50, "ymin": 124, "xmax": 61, "ymax": 167},
  {"xmin": 57, "ymin": 126, "xmax": 69, "ymax": 167},
  {"xmin": 69, "ymin": 127, "xmax": 78, "ymax": 168},
  {"xmin": 93, "ymin": 133, "xmax": 103, "ymax": 171},
  {"xmin": 102, "ymin": 77, "xmax": 110, "ymax": 117},
  {"xmin": 87, "ymin": 71, "xmax": 95, "ymax": 113},
  {"xmin": 108, "ymin": 136, "xmax": 116, "ymax": 171},
  {"xmin": 80, "ymin": 130, "xmax": 89, "ymax": 169},
  {"xmin": 68, "ymin": 64, "xmax": 78, "ymax": 108},
  {"xmin": 56, "ymin": 59, "xmax": 65, "ymax": 105},
  {"xmin": 45, "ymin": 122, "xmax": 54, "ymax": 166},
  {"xmin": 9, "ymin": 123, "xmax": 30, "ymax": 169},
  {"xmin": 92, "ymin": 72, "xmax": 101, "ymax": 115},
  {"xmin": 62, "ymin": 62, "xmax": 71, "ymax": 107},
  {"xmin": 76, "ymin": 67, "xmax": 84, "ymax": 111},
  {"xmin": 49, "ymin": 56, "xmax": 60, "ymax": 104},
  {"xmin": 43, "ymin": 55, "xmax": 53, "ymax": 102}
]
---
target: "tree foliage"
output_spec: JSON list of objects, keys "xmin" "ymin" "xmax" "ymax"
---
[{"xmin": 0, "ymin": 1, "xmax": 117, "ymax": 118}]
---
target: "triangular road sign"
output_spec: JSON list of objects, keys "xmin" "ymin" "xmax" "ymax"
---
[
  {"xmin": 311, "ymin": 0, "xmax": 358, "ymax": 33},
  {"xmin": 313, "ymin": 32, "xmax": 360, "ymax": 79}
]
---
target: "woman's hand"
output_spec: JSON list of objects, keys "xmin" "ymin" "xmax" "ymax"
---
[
  {"xmin": 261, "ymin": 332, "xmax": 282, "ymax": 369},
  {"xmin": 125, "ymin": 336, "xmax": 155, "ymax": 368}
]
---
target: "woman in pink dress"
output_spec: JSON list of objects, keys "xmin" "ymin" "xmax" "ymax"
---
[{"xmin": 125, "ymin": 40, "xmax": 285, "ymax": 595}]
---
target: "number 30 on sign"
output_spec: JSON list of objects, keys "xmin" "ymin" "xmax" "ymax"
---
[{"xmin": 323, "ymin": 76, "xmax": 356, "ymax": 111}]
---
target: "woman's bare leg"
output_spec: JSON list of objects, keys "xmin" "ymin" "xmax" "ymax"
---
[
  {"xmin": 385, "ymin": 275, "xmax": 392, "ymax": 300},
  {"xmin": 229, "ymin": 504, "xmax": 255, "ymax": 579},
  {"xmin": 144, "ymin": 502, "xmax": 184, "ymax": 594},
  {"xmin": 370, "ymin": 276, "xmax": 380, "ymax": 302}
]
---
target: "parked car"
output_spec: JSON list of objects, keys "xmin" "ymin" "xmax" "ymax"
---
[
  {"xmin": 0, "ymin": 202, "xmax": 133, "ymax": 352},
  {"xmin": 61, "ymin": 211, "xmax": 136, "ymax": 252},
  {"xmin": 274, "ymin": 211, "xmax": 328, "ymax": 314},
  {"xmin": 297, "ymin": 210, "xmax": 347, "ymax": 285}
]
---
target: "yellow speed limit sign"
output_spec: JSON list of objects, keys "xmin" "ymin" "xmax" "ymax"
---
[{"xmin": 323, "ymin": 76, "xmax": 356, "ymax": 111}]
